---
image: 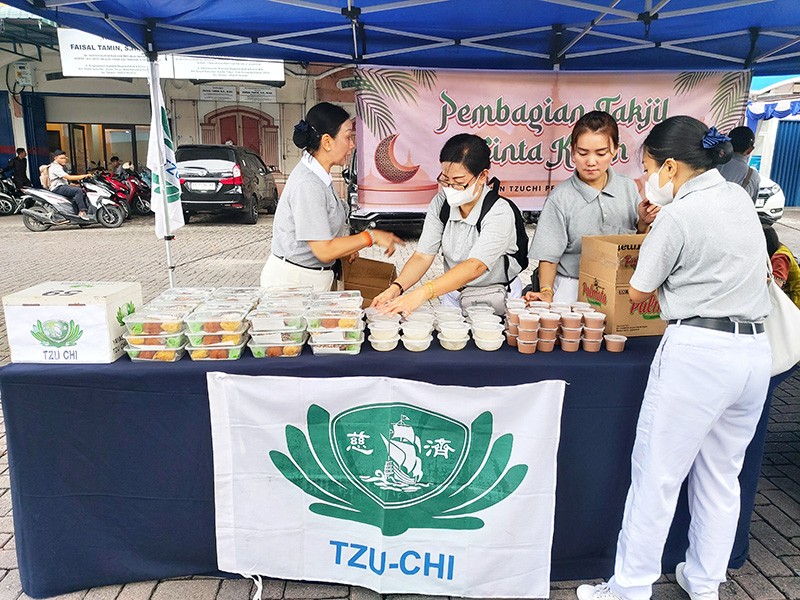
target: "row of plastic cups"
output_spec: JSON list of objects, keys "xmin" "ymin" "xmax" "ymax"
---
[
  {"xmin": 509, "ymin": 335, "xmax": 624, "ymax": 354},
  {"xmin": 507, "ymin": 310, "xmax": 605, "ymax": 329},
  {"xmin": 366, "ymin": 334, "xmax": 435, "ymax": 352}
]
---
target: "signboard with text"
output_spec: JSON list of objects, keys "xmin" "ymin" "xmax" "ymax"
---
[{"xmin": 355, "ymin": 68, "xmax": 749, "ymax": 211}]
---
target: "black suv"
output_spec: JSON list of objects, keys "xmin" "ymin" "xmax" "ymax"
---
[{"xmin": 175, "ymin": 144, "xmax": 278, "ymax": 224}]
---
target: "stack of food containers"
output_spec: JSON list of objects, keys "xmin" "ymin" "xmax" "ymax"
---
[
  {"xmin": 122, "ymin": 308, "xmax": 188, "ymax": 362},
  {"xmin": 184, "ymin": 307, "xmax": 251, "ymax": 360},
  {"xmin": 306, "ymin": 291, "xmax": 366, "ymax": 355},
  {"xmin": 434, "ymin": 305, "xmax": 470, "ymax": 351},
  {"xmin": 247, "ymin": 288, "xmax": 311, "ymax": 358},
  {"xmin": 364, "ymin": 307, "xmax": 401, "ymax": 351},
  {"xmin": 400, "ymin": 307, "xmax": 435, "ymax": 352},
  {"xmin": 466, "ymin": 306, "xmax": 505, "ymax": 351}
]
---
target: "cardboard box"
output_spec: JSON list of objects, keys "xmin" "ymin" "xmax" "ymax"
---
[
  {"xmin": 578, "ymin": 234, "xmax": 665, "ymax": 337},
  {"xmin": 341, "ymin": 257, "xmax": 397, "ymax": 309},
  {"xmin": 580, "ymin": 234, "xmax": 646, "ymax": 285},
  {"xmin": 578, "ymin": 274, "xmax": 666, "ymax": 337},
  {"xmin": 3, "ymin": 281, "xmax": 143, "ymax": 363}
]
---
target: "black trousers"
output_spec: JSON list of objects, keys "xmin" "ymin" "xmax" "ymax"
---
[{"xmin": 52, "ymin": 185, "xmax": 89, "ymax": 212}]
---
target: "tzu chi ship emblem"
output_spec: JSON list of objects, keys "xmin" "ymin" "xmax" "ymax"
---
[{"xmin": 269, "ymin": 403, "xmax": 529, "ymax": 536}]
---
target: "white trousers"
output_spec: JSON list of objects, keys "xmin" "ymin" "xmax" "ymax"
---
[
  {"xmin": 440, "ymin": 276, "xmax": 524, "ymax": 308},
  {"xmin": 609, "ymin": 323, "xmax": 771, "ymax": 600},
  {"xmin": 259, "ymin": 254, "xmax": 334, "ymax": 292},
  {"xmin": 553, "ymin": 274, "xmax": 579, "ymax": 303}
]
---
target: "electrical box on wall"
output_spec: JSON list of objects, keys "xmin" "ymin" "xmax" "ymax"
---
[{"xmin": 13, "ymin": 62, "xmax": 33, "ymax": 87}]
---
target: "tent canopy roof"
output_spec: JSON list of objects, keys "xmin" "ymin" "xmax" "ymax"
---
[{"xmin": 6, "ymin": 0, "xmax": 800, "ymax": 74}]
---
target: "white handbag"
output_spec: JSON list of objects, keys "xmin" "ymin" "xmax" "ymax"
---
[{"xmin": 765, "ymin": 264, "xmax": 800, "ymax": 376}]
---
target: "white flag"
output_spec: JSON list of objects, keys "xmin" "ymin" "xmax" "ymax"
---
[
  {"xmin": 208, "ymin": 374, "xmax": 566, "ymax": 598},
  {"xmin": 147, "ymin": 66, "xmax": 184, "ymax": 239}
]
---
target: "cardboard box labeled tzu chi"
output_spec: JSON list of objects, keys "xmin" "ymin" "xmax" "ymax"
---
[
  {"xmin": 2, "ymin": 281, "xmax": 143, "ymax": 363},
  {"xmin": 578, "ymin": 235, "xmax": 666, "ymax": 337}
]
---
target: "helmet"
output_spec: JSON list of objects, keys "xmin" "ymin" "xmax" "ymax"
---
[{"xmin": 122, "ymin": 161, "xmax": 134, "ymax": 171}]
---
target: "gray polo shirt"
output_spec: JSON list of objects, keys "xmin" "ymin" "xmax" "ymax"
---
[
  {"xmin": 717, "ymin": 153, "xmax": 760, "ymax": 202},
  {"xmin": 630, "ymin": 169, "xmax": 770, "ymax": 322},
  {"xmin": 528, "ymin": 168, "xmax": 640, "ymax": 278},
  {"xmin": 416, "ymin": 186, "xmax": 521, "ymax": 287},
  {"xmin": 271, "ymin": 156, "xmax": 347, "ymax": 268},
  {"xmin": 48, "ymin": 162, "xmax": 69, "ymax": 190}
]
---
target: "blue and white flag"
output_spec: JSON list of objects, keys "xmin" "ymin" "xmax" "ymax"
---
[
  {"xmin": 147, "ymin": 64, "xmax": 183, "ymax": 239},
  {"xmin": 208, "ymin": 374, "xmax": 566, "ymax": 598}
]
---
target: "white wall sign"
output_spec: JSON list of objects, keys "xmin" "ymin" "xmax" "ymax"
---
[
  {"xmin": 239, "ymin": 86, "xmax": 277, "ymax": 103},
  {"xmin": 200, "ymin": 85, "xmax": 237, "ymax": 101},
  {"xmin": 173, "ymin": 55, "xmax": 284, "ymax": 82},
  {"xmin": 57, "ymin": 28, "xmax": 284, "ymax": 82},
  {"xmin": 57, "ymin": 28, "xmax": 174, "ymax": 78}
]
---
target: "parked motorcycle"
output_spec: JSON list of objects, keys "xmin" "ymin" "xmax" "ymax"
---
[
  {"xmin": 0, "ymin": 177, "xmax": 25, "ymax": 215},
  {"xmin": 122, "ymin": 166, "xmax": 151, "ymax": 215},
  {"xmin": 93, "ymin": 172, "xmax": 133, "ymax": 219},
  {"xmin": 20, "ymin": 177, "xmax": 125, "ymax": 231}
]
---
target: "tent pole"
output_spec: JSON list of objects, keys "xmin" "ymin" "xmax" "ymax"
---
[{"xmin": 147, "ymin": 56, "xmax": 177, "ymax": 288}]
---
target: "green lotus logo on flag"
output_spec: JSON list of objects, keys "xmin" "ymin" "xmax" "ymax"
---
[
  {"xmin": 150, "ymin": 107, "xmax": 181, "ymax": 204},
  {"xmin": 270, "ymin": 403, "xmax": 528, "ymax": 536}
]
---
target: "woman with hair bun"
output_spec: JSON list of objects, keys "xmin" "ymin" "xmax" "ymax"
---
[
  {"xmin": 577, "ymin": 116, "xmax": 771, "ymax": 600},
  {"xmin": 261, "ymin": 102, "xmax": 403, "ymax": 291}
]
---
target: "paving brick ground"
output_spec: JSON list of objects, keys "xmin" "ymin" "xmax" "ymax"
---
[{"xmin": 0, "ymin": 210, "xmax": 798, "ymax": 599}]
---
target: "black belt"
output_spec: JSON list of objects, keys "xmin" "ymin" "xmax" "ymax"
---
[
  {"xmin": 274, "ymin": 254, "xmax": 333, "ymax": 271},
  {"xmin": 668, "ymin": 316, "xmax": 764, "ymax": 334}
]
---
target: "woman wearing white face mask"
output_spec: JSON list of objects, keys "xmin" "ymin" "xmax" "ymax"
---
[
  {"xmin": 371, "ymin": 134, "xmax": 527, "ymax": 316},
  {"xmin": 577, "ymin": 117, "xmax": 771, "ymax": 600}
]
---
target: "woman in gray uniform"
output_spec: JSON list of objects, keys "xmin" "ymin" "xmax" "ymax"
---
[
  {"xmin": 527, "ymin": 111, "xmax": 658, "ymax": 303},
  {"xmin": 577, "ymin": 116, "xmax": 771, "ymax": 600},
  {"xmin": 372, "ymin": 133, "xmax": 526, "ymax": 316},
  {"xmin": 261, "ymin": 102, "xmax": 402, "ymax": 291}
]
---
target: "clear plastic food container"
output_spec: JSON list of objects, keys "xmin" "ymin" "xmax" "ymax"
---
[
  {"xmin": 305, "ymin": 308, "xmax": 364, "ymax": 332},
  {"xmin": 308, "ymin": 333, "xmax": 365, "ymax": 355},
  {"xmin": 196, "ymin": 300, "xmax": 258, "ymax": 312},
  {"xmin": 187, "ymin": 341, "xmax": 246, "ymax": 361},
  {"xmin": 211, "ymin": 287, "xmax": 262, "ymax": 299},
  {"xmin": 123, "ymin": 310, "xmax": 186, "ymax": 335},
  {"xmin": 143, "ymin": 300, "xmax": 202, "ymax": 314},
  {"xmin": 186, "ymin": 327, "xmax": 248, "ymax": 347},
  {"xmin": 312, "ymin": 290, "xmax": 364, "ymax": 309},
  {"xmin": 309, "ymin": 325, "xmax": 365, "ymax": 343},
  {"xmin": 125, "ymin": 345, "xmax": 186, "ymax": 362},
  {"xmin": 248, "ymin": 308, "xmax": 307, "ymax": 331},
  {"xmin": 257, "ymin": 297, "xmax": 312, "ymax": 311},
  {"xmin": 156, "ymin": 287, "xmax": 215, "ymax": 300},
  {"xmin": 124, "ymin": 331, "xmax": 186, "ymax": 349},
  {"xmin": 249, "ymin": 329, "xmax": 307, "ymax": 345},
  {"xmin": 185, "ymin": 309, "xmax": 250, "ymax": 334},
  {"xmin": 248, "ymin": 337, "xmax": 307, "ymax": 358}
]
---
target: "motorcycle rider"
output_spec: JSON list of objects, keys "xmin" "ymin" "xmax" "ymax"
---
[
  {"xmin": 4, "ymin": 148, "xmax": 31, "ymax": 189},
  {"xmin": 48, "ymin": 150, "xmax": 92, "ymax": 220}
]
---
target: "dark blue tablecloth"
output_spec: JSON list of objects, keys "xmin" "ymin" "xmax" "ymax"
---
[{"xmin": 0, "ymin": 337, "xmax": 775, "ymax": 598}]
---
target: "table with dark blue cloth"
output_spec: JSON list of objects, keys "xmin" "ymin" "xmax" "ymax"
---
[{"xmin": 0, "ymin": 337, "xmax": 776, "ymax": 599}]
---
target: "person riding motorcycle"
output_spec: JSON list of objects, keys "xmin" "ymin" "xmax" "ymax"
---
[{"xmin": 48, "ymin": 150, "xmax": 92, "ymax": 220}]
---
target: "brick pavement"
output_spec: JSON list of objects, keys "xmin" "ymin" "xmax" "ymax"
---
[{"xmin": 0, "ymin": 211, "xmax": 798, "ymax": 599}]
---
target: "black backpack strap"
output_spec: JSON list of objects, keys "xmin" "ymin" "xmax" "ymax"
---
[
  {"xmin": 438, "ymin": 194, "xmax": 449, "ymax": 225},
  {"xmin": 475, "ymin": 178, "xmax": 530, "ymax": 282}
]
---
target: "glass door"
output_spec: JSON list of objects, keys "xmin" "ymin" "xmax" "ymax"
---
[{"xmin": 69, "ymin": 125, "xmax": 88, "ymax": 174}]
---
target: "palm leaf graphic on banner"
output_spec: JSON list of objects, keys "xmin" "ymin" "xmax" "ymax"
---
[
  {"xmin": 355, "ymin": 68, "xmax": 438, "ymax": 139},
  {"xmin": 269, "ymin": 405, "xmax": 527, "ymax": 536},
  {"xmin": 673, "ymin": 71, "xmax": 751, "ymax": 132}
]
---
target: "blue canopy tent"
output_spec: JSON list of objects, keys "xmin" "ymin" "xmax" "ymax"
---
[{"xmin": 3, "ymin": 0, "xmax": 800, "ymax": 73}]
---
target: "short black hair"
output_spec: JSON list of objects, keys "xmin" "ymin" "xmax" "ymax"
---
[
  {"xmin": 110, "ymin": 156, "xmax": 120, "ymax": 162},
  {"xmin": 438, "ymin": 133, "xmax": 490, "ymax": 176},
  {"xmin": 53, "ymin": 149, "xmax": 66, "ymax": 158},
  {"xmin": 728, "ymin": 126, "xmax": 756, "ymax": 153},
  {"xmin": 16, "ymin": 148, "xmax": 25, "ymax": 154}
]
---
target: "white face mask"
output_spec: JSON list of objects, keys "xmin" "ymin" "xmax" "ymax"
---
[
  {"xmin": 443, "ymin": 178, "xmax": 480, "ymax": 207},
  {"xmin": 645, "ymin": 163, "xmax": 674, "ymax": 207}
]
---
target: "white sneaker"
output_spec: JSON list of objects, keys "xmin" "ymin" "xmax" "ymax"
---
[
  {"xmin": 675, "ymin": 562, "xmax": 719, "ymax": 600},
  {"xmin": 576, "ymin": 583, "xmax": 624, "ymax": 600}
]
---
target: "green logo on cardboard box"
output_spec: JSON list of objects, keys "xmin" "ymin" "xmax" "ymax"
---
[
  {"xmin": 270, "ymin": 403, "xmax": 528, "ymax": 536},
  {"xmin": 30, "ymin": 319, "xmax": 83, "ymax": 347}
]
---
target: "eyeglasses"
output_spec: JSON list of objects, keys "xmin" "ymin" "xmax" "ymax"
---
[{"xmin": 436, "ymin": 172, "xmax": 477, "ymax": 191}]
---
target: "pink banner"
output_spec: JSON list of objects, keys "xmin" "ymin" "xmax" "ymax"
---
[{"xmin": 355, "ymin": 69, "xmax": 749, "ymax": 211}]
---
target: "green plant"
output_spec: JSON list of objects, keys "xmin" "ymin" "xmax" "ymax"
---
[
  {"xmin": 355, "ymin": 68, "xmax": 438, "ymax": 139},
  {"xmin": 673, "ymin": 71, "xmax": 751, "ymax": 133}
]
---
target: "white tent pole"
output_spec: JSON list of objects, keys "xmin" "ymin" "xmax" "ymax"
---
[{"xmin": 147, "ymin": 56, "xmax": 177, "ymax": 288}]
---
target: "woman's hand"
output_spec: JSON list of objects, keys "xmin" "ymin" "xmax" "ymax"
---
[
  {"xmin": 370, "ymin": 229, "xmax": 404, "ymax": 257},
  {"xmin": 379, "ymin": 287, "xmax": 428, "ymax": 317},
  {"xmin": 637, "ymin": 199, "xmax": 660, "ymax": 229},
  {"xmin": 371, "ymin": 284, "xmax": 402, "ymax": 308},
  {"xmin": 525, "ymin": 290, "xmax": 554, "ymax": 304},
  {"xmin": 348, "ymin": 252, "xmax": 359, "ymax": 264}
]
